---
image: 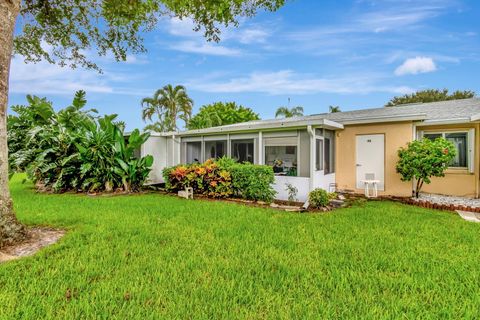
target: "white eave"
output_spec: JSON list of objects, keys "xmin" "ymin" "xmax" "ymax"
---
[
  {"xmin": 175, "ymin": 118, "xmax": 344, "ymax": 136},
  {"xmin": 340, "ymin": 113, "xmax": 427, "ymax": 125},
  {"xmin": 470, "ymin": 113, "xmax": 480, "ymax": 122},
  {"xmin": 415, "ymin": 117, "xmax": 474, "ymax": 126}
]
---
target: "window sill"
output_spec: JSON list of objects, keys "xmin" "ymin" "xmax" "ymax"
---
[{"xmin": 445, "ymin": 168, "xmax": 472, "ymax": 175}]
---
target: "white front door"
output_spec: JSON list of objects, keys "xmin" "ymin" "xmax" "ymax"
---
[{"xmin": 356, "ymin": 134, "xmax": 385, "ymax": 190}]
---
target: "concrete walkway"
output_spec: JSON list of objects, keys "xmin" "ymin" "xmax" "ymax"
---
[{"xmin": 456, "ymin": 210, "xmax": 480, "ymax": 223}]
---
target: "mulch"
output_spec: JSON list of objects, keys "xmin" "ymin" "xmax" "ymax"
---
[{"xmin": 0, "ymin": 227, "xmax": 65, "ymax": 263}]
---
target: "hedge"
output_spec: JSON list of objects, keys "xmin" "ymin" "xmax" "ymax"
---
[
  {"xmin": 228, "ymin": 163, "xmax": 276, "ymax": 202},
  {"xmin": 163, "ymin": 158, "xmax": 276, "ymax": 202}
]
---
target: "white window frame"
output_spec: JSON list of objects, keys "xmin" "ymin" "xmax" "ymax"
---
[
  {"xmin": 315, "ymin": 137, "xmax": 324, "ymax": 171},
  {"xmin": 204, "ymin": 140, "xmax": 227, "ymax": 160},
  {"xmin": 420, "ymin": 129, "xmax": 474, "ymax": 172},
  {"xmin": 264, "ymin": 138, "xmax": 299, "ymax": 177},
  {"xmin": 230, "ymin": 138, "xmax": 256, "ymax": 163}
]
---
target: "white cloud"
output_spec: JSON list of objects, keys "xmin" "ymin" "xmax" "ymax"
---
[
  {"xmin": 170, "ymin": 41, "xmax": 242, "ymax": 56},
  {"xmin": 163, "ymin": 17, "xmax": 271, "ymax": 56},
  {"xmin": 9, "ymin": 56, "xmax": 113, "ymax": 95},
  {"xmin": 394, "ymin": 56, "xmax": 437, "ymax": 75},
  {"xmin": 235, "ymin": 27, "xmax": 271, "ymax": 44},
  {"xmin": 8, "ymin": 55, "xmax": 150, "ymax": 96},
  {"xmin": 357, "ymin": 7, "xmax": 442, "ymax": 32},
  {"xmin": 188, "ymin": 70, "xmax": 415, "ymax": 95},
  {"xmin": 165, "ymin": 17, "xmax": 199, "ymax": 38}
]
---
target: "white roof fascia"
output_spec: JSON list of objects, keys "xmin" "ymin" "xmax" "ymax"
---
[
  {"xmin": 339, "ymin": 113, "xmax": 427, "ymax": 125},
  {"xmin": 470, "ymin": 113, "xmax": 480, "ymax": 122},
  {"xmin": 415, "ymin": 118, "xmax": 472, "ymax": 126},
  {"xmin": 176, "ymin": 118, "xmax": 344, "ymax": 136}
]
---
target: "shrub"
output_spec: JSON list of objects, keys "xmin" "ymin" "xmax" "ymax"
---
[
  {"xmin": 229, "ymin": 163, "xmax": 276, "ymax": 202},
  {"xmin": 163, "ymin": 158, "xmax": 276, "ymax": 202},
  {"xmin": 163, "ymin": 160, "xmax": 233, "ymax": 198},
  {"xmin": 309, "ymin": 188, "xmax": 330, "ymax": 208},
  {"xmin": 216, "ymin": 155, "xmax": 238, "ymax": 169},
  {"xmin": 396, "ymin": 138, "xmax": 456, "ymax": 198},
  {"xmin": 8, "ymin": 91, "xmax": 153, "ymax": 193}
]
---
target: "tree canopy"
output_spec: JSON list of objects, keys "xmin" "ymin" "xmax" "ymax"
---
[
  {"xmin": 329, "ymin": 105, "xmax": 341, "ymax": 113},
  {"xmin": 141, "ymin": 85, "xmax": 193, "ymax": 132},
  {"xmin": 385, "ymin": 89, "xmax": 476, "ymax": 107},
  {"xmin": 187, "ymin": 102, "xmax": 259, "ymax": 130},
  {"xmin": 275, "ymin": 106, "xmax": 304, "ymax": 118},
  {"xmin": 0, "ymin": 0, "xmax": 286, "ymax": 247},
  {"xmin": 396, "ymin": 137, "xmax": 456, "ymax": 198},
  {"xmin": 13, "ymin": 0, "xmax": 286, "ymax": 71}
]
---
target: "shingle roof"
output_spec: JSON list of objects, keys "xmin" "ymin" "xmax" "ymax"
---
[
  {"xmin": 318, "ymin": 98, "xmax": 480, "ymax": 124},
  {"xmin": 172, "ymin": 98, "xmax": 480, "ymax": 136}
]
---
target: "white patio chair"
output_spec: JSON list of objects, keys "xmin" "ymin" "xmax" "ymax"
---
[
  {"xmin": 178, "ymin": 187, "xmax": 194, "ymax": 199},
  {"xmin": 361, "ymin": 173, "xmax": 380, "ymax": 198}
]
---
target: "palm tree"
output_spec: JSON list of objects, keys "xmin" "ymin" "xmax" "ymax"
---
[
  {"xmin": 140, "ymin": 84, "xmax": 193, "ymax": 132},
  {"xmin": 275, "ymin": 106, "xmax": 304, "ymax": 118},
  {"xmin": 329, "ymin": 105, "xmax": 341, "ymax": 113}
]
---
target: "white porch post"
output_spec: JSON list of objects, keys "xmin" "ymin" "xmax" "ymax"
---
[
  {"xmin": 258, "ymin": 131, "xmax": 263, "ymax": 165},
  {"xmin": 226, "ymin": 133, "xmax": 231, "ymax": 157},
  {"xmin": 172, "ymin": 134, "xmax": 176, "ymax": 165},
  {"xmin": 307, "ymin": 125, "xmax": 315, "ymax": 191}
]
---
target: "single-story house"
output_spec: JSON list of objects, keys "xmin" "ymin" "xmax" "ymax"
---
[{"xmin": 141, "ymin": 98, "xmax": 480, "ymax": 201}]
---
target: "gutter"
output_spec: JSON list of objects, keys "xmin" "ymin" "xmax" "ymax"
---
[
  {"xmin": 340, "ymin": 113, "xmax": 427, "ymax": 125},
  {"xmin": 175, "ymin": 118, "xmax": 344, "ymax": 137},
  {"xmin": 471, "ymin": 113, "xmax": 480, "ymax": 122},
  {"xmin": 414, "ymin": 118, "xmax": 472, "ymax": 126}
]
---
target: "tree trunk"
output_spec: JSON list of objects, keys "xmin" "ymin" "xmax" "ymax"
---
[{"xmin": 0, "ymin": 0, "xmax": 26, "ymax": 248}]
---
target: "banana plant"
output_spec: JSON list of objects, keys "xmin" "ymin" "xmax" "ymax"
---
[
  {"xmin": 114, "ymin": 155, "xmax": 154, "ymax": 192},
  {"xmin": 8, "ymin": 91, "xmax": 154, "ymax": 193}
]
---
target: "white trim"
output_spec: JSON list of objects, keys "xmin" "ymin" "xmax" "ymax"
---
[
  {"xmin": 414, "ymin": 118, "xmax": 472, "ymax": 126},
  {"xmin": 468, "ymin": 128, "xmax": 475, "ymax": 173},
  {"xmin": 229, "ymin": 133, "xmax": 258, "ymax": 140},
  {"xmin": 181, "ymin": 136, "xmax": 203, "ymax": 142},
  {"xmin": 201, "ymin": 136, "xmax": 205, "ymax": 162},
  {"xmin": 471, "ymin": 114, "xmax": 480, "ymax": 122},
  {"xmin": 341, "ymin": 114, "xmax": 427, "ymax": 125},
  {"xmin": 297, "ymin": 134, "xmax": 301, "ymax": 178},
  {"xmin": 258, "ymin": 131, "xmax": 263, "ymax": 165},
  {"xmin": 423, "ymin": 129, "xmax": 471, "ymax": 170},
  {"xmin": 264, "ymin": 137, "xmax": 298, "ymax": 146},
  {"xmin": 263, "ymin": 130, "xmax": 298, "ymax": 138},
  {"xmin": 203, "ymin": 135, "xmax": 228, "ymax": 141},
  {"xmin": 177, "ymin": 118, "xmax": 344, "ymax": 136},
  {"xmin": 226, "ymin": 133, "xmax": 230, "ymax": 156},
  {"xmin": 307, "ymin": 125, "xmax": 315, "ymax": 191},
  {"xmin": 412, "ymin": 124, "xmax": 417, "ymax": 195}
]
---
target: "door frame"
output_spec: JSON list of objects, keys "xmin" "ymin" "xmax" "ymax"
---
[{"xmin": 355, "ymin": 133, "xmax": 386, "ymax": 191}]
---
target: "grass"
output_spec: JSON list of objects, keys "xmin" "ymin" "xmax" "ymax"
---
[{"xmin": 1, "ymin": 175, "xmax": 480, "ymax": 319}]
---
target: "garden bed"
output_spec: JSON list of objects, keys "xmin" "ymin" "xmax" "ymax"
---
[
  {"xmin": 167, "ymin": 190, "xmax": 358, "ymax": 213},
  {"xmin": 383, "ymin": 195, "xmax": 480, "ymax": 213}
]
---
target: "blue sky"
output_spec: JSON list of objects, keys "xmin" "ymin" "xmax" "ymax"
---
[{"xmin": 8, "ymin": 0, "xmax": 480, "ymax": 130}]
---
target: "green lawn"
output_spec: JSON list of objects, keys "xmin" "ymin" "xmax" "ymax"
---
[{"xmin": 1, "ymin": 175, "xmax": 480, "ymax": 319}]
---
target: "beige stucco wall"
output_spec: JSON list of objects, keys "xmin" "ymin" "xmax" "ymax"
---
[
  {"xmin": 335, "ymin": 122, "xmax": 413, "ymax": 196},
  {"xmin": 417, "ymin": 123, "xmax": 479, "ymax": 198}
]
